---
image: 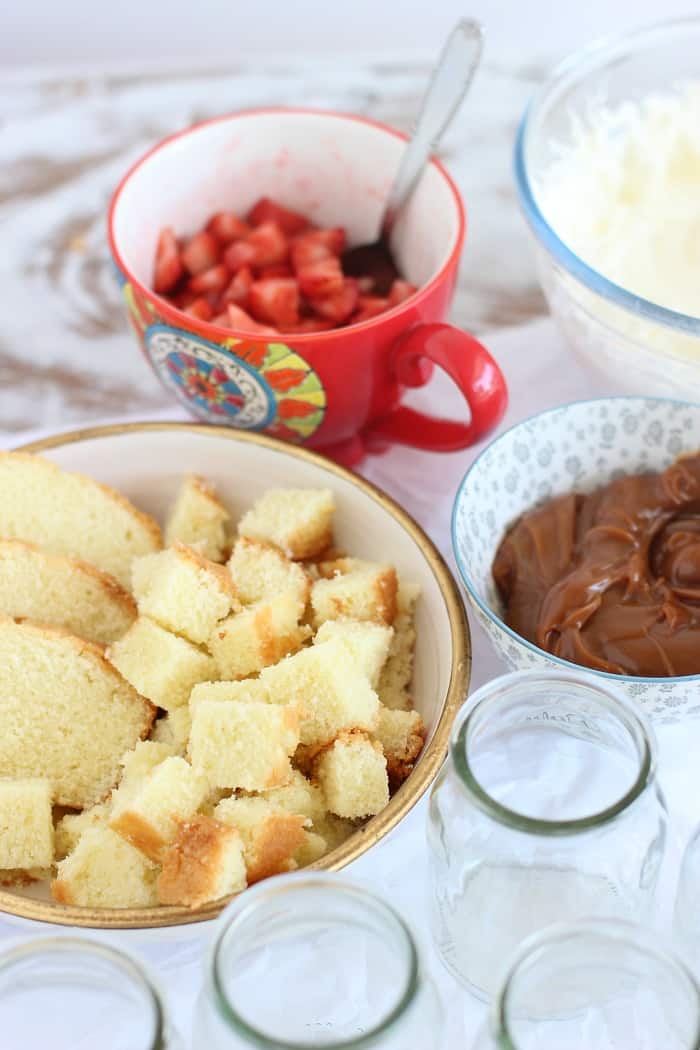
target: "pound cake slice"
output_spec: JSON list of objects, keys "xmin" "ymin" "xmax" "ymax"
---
[
  {"xmin": 0, "ymin": 539, "xmax": 136, "ymax": 645},
  {"xmin": 0, "ymin": 778, "xmax": 54, "ymax": 871},
  {"xmin": 0, "ymin": 617, "xmax": 155, "ymax": 808},
  {"xmin": 0, "ymin": 451, "xmax": 162, "ymax": 586}
]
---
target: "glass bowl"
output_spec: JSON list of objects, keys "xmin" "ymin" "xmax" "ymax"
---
[{"xmin": 514, "ymin": 17, "xmax": 700, "ymax": 399}]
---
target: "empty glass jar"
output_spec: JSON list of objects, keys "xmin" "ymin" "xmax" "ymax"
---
[
  {"xmin": 674, "ymin": 822, "xmax": 700, "ymax": 973},
  {"xmin": 194, "ymin": 872, "xmax": 444, "ymax": 1048},
  {"xmin": 427, "ymin": 670, "xmax": 667, "ymax": 998},
  {"xmin": 470, "ymin": 919, "xmax": 700, "ymax": 1049},
  {"xmin": 0, "ymin": 936, "xmax": 177, "ymax": 1049}
]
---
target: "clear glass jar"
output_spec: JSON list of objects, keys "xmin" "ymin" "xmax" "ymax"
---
[
  {"xmin": 674, "ymin": 822, "xmax": 700, "ymax": 972},
  {"xmin": 428, "ymin": 670, "xmax": 667, "ymax": 998},
  {"xmin": 0, "ymin": 936, "xmax": 177, "ymax": 1049},
  {"xmin": 193, "ymin": 872, "xmax": 444, "ymax": 1049},
  {"xmin": 470, "ymin": 919, "xmax": 700, "ymax": 1049}
]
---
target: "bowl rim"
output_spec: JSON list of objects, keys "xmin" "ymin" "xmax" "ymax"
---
[
  {"xmin": 451, "ymin": 393, "xmax": 700, "ymax": 686},
  {"xmin": 7, "ymin": 420, "xmax": 471, "ymax": 929},
  {"xmin": 107, "ymin": 105, "xmax": 466, "ymax": 343},
  {"xmin": 514, "ymin": 15, "xmax": 700, "ymax": 337}
]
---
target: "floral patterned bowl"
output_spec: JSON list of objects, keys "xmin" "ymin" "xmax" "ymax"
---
[{"xmin": 451, "ymin": 396, "xmax": 700, "ymax": 724}]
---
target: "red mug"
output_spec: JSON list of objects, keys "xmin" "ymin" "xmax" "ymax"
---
[{"xmin": 109, "ymin": 108, "xmax": 507, "ymax": 466}]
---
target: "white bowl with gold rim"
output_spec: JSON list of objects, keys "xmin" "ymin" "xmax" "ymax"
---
[{"xmin": 1, "ymin": 422, "xmax": 470, "ymax": 930}]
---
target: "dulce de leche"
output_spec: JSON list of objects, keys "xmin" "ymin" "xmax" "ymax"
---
[{"xmin": 492, "ymin": 453, "xmax": 700, "ymax": 677}]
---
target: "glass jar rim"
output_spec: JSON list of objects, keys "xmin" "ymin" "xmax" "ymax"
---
[
  {"xmin": 210, "ymin": 873, "xmax": 421, "ymax": 1050},
  {"xmin": 450, "ymin": 669, "xmax": 657, "ymax": 835},
  {"xmin": 0, "ymin": 936, "xmax": 166, "ymax": 1050},
  {"xmin": 493, "ymin": 918, "xmax": 700, "ymax": 1050}
]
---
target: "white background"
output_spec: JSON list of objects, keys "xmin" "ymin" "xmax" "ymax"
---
[{"xmin": 3, "ymin": 0, "xmax": 700, "ymax": 70}]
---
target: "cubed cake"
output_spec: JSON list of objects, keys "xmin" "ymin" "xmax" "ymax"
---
[
  {"xmin": 0, "ymin": 778, "xmax": 53, "ymax": 870},
  {"xmin": 189, "ymin": 678, "xmax": 271, "ymax": 712},
  {"xmin": 52, "ymin": 827, "xmax": 158, "ymax": 908},
  {"xmin": 110, "ymin": 756, "xmax": 208, "ymax": 861},
  {"xmin": 215, "ymin": 796, "xmax": 306, "ymax": 883},
  {"xmin": 108, "ymin": 616, "xmax": 216, "ymax": 710},
  {"xmin": 228, "ymin": 537, "xmax": 311, "ymax": 611},
  {"xmin": 314, "ymin": 619, "xmax": 393, "ymax": 688},
  {"xmin": 261, "ymin": 768, "xmax": 326, "ymax": 825},
  {"xmin": 377, "ymin": 581, "xmax": 420, "ymax": 711},
  {"xmin": 310, "ymin": 558, "xmax": 398, "ymax": 628},
  {"xmin": 260, "ymin": 639, "xmax": 379, "ymax": 746},
  {"xmin": 238, "ymin": 488, "xmax": 335, "ymax": 559},
  {"xmin": 373, "ymin": 706, "xmax": 426, "ymax": 788},
  {"xmin": 150, "ymin": 706, "xmax": 192, "ymax": 755},
  {"xmin": 189, "ymin": 700, "xmax": 299, "ymax": 790},
  {"xmin": 132, "ymin": 543, "xmax": 238, "ymax": 644},
  {"xmin": 314, "ymin": 732, "xmax": 389, "ymax": 819},
  {"xmin": 54, "ymin": 800, "xmax": 112, "ymax": 861},
  {"xmin": 165, "ymin": 475, "xmax": 230, "ymax": 563},
  {"xmin": 208, "ymin": 593, "xmax": 310, "ymax": 680},
  {"xmin": 119, "ymin": 741, "xmax": 175, "ymax": 794},
  {"xmin": 157, "ymin": 815, "xmax": 247, "ymax": 908},
  {"xmin": 294, "ymin": 830, "xmax": 328, "ymax": 867}
]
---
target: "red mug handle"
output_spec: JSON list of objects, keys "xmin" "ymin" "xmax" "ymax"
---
[{"xmin": 365, "ymin": 323, "xmax": 508, "ymax": 452}]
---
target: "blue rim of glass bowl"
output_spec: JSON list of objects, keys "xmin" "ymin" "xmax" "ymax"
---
[
  {"xmin": 450, "ymin": 393, "xmax": 700, "ymax": 688},
  {"xmin": 513, "ymin": 16, "xmax": 700, "ymax": 338}
]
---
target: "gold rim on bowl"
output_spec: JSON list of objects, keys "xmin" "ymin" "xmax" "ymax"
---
[{"xmin": 3, "ymin": 421, "xmax": 471, "ymax": 929}]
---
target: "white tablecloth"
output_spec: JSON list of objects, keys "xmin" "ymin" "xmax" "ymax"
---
[{"xmin": 3, "ymin": 316, "xmax": 698, "ymax": 1048}]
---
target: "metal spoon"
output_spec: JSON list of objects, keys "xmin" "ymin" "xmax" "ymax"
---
[{"xmin": 342, "ymin": 18, "xmax": 485, "ymax": 295}]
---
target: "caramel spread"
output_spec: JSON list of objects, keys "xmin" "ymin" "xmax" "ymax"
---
[{"xmin": 492, "ymin": 454, "xmax": 700, "ymax": 677}]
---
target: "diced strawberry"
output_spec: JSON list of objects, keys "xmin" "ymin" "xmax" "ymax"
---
[
  {"xmin": 301, "ymin": 227, "xmax": 346, "ymax": 255},
  {"xmin": 221, "ymin": 266, "xmax": 254, "ymax": 307},
  {"xmin": 206, "ymin": 211, "xmax": 250, "ymax": 243},
  {"xmin": 247, "ymin": 197, "xmax": 309, "ymax": 235},
  {"xmin": 210, "ymin": 311, "xmax": 230, "ymax": 326},
  {"xmin": 351, "ymin": 295, "xmax": 389, "ymax": 323},
  {"xmin": 153, "ymin": 227, "xmax": 183, "ymax": 293},
  {"xmin": 286, "ymin": 317, "xmax": 337, "ymax": 333},
  {"xmin": 309, "ymin": 279, "xmax": 359, "ymax": 324},
  {"xmin": 226, "ymin": 303, "xmax": 279, "ymax": 336},
  {"xmin": 297, "ymin": 257, "xmax": 344, "ymax": 299},
  {"xmin": 388, "ymin": 279, "xmax": 418, "ymax": 307},
  {"xmin": 184, "ymin": 297, "xmax": 213, "ymax": 321},
  {"xmin": 188, "ymin": 263, "xmax": 229, "ymax": 295},
  {"xmin": 357, "ymin": 275, "xmax": 375, "ymax": 294},
  {"xmin": 257, "ymin": 263, "xmax": 293, "ymax": 279},
  {"xmin": 171, "ymin": 288, "xmax": 197, "ymax": 311},
  {"xmin": 223, "ymin": 240, "xmax": 258, "ymax": 273},
  {"xmin": 181, "ymin": 231, "xmax": 220, "ymax": 276},
  {"xmin": 291, "ymin": 238, "xmax": 329, "ymax": 270},
  {"xmin": 291, "ymin": 227, "xmax": 346, "ymax": 269},
  {"xmin": 249, "ymin": 278, "xmax": 300, "ymax": 329},
  {"xmin": 246, "ymin": 222, "xmax": 289, "ymax": 267}
]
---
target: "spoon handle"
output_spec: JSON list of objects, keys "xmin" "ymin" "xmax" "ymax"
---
[{"xmin": 381, "ymin": 18, "xmax": 484, "ymax": 238}]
